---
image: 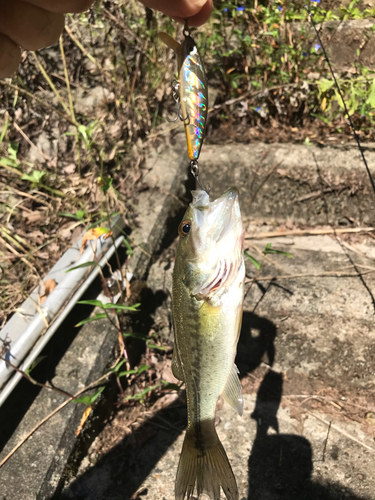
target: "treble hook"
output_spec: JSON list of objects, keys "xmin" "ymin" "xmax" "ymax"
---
[
  {"xmin": 166, "ymin": 100, "xmax": 180, "ymax": 122},
  {"xmin": 166, "ymin": 80, "xmax": 190, "ymax": 123},
  {"xmin": 166, "ymin": 99, "xmax": 190, "ymax": 123}
]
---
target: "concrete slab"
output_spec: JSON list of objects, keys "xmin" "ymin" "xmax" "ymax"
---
[{"xmin": 59, "ymin": 143, "xmax": 375, "ymax": 500}]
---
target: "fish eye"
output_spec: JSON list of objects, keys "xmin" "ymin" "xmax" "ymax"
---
[
  {"xmin": 188, "ymin": 45, "xmax": 194, "ymax": 53},
  {"xmin": 178, "ymin": 220, "xmax": 191, "ymax": 238}
]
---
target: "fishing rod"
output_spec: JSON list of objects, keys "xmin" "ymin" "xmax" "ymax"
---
[{"xmin": 306, "ymin": 5, "xmax": 375, "ymax": 195}]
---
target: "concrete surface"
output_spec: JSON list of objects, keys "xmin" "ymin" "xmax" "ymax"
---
[
  {"xmin": 0, "ymin": 135, "xmax": 189, "ymax": 500},
  {"xmin": 58, "ymin": 142, "xmax": 375, "ymax": 500}
]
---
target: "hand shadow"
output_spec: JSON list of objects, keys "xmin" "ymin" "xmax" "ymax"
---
[
  {"xmin": 236, "ymin": 311, "xmax": 276, "ymax": 375},
  {"xmin": 248, "ymin": 370, "xmax": 370, "ymax": 500}
]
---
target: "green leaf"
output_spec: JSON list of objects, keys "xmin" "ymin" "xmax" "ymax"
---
[
  {"xmin": 118, "ymin": 364, "xmax": 149, "ymax": 378},
  {"xmin": 263, "ymin": 243, "xmax": 293, "ymax": 257},
  {"xmin": 104, "ymin": 358, "xmax": 128, "ymax": 376},
  {"xmin": 66, "ymin": 261, "xmax": 101, "ymax": 273},
  {"xmin": 73, "ymin": 386, "xmax": 105, "ymax": 405},
  {"xmin": 366, "ymin": 80, "xmax": 375, "ymax": 108},
  {"xmin": 75, "ymin": 313, "xmax": 107, "ymax": 327},
  {"xmin": 123, "ymin": 237, "xmax": 134, "ymax": 257},
  {"xmin": 77, "ymin": 299, "xmax": 105, "ymax": 308},
  {"xmin": 58, "ymin": 212, "xmax": 83, "ymax": 220},
  {"xmin": 124, "ymin": 383, "xmax": 160, "ymax": 402},
  {"xmin": 147, "ymin": 342, "xmax": 166, "ymax": 351},
  {"xmin": 0, "ymin": 116, "xmax": 9, "ymax": 144},
  {"xmin": 244, "ymin": 251, "xmax": 261, "ymax": 270},
  {"xmin": 102, "ymin": 302, "xmax": 140, "ymax": 311},
  {"xmin": 25, "ymin": 355, "xmax": 47, "ymax": 376},
  {"xmin": 319, "ymin": 78, "xmax": 335, "ymax": 93},
  {"xmin": 21, "ymin": 170, "xmax": 45, "ymax": 184},
  {"xmin": 161, "ymin": 380, "xmax": 182, "ymax": 391}
]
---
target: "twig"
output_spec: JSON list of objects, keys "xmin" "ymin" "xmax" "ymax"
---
[
  {"xmin": 0, "ymin": 356, "xmax": 73, "ymax": 398},
  {"xmin": 296, "ymin": 188, "xmax": 337, "ymax": 202},
  {"xmin": 12, "ymin": 122, "xmax": 51, "ymax": 162},
  {"xmin": 321, "ymin": 420, "xmax": 332, "ymax": 462},
  {"xmin": 0, "ymin": 357, "xmax": 121, "ymax": 469},
  {"xmin": 0, "ymin": 80, "xmax": 76, "ymax": 125},
  {"xmin": 59, "ymin": 35, "xmax": 81, "ymax": 176},
  {"xmin": 64, "ymin": 26, "xmax": 102, "ymax": 71},
  {"xmin": 31, "ymin": 52, "xmax": 73, "ymax": 121},
  {"xmin": 246, "ymin": 227, "xmax": 375, "ymax": 240},
  {"xmin": 250, "ymin": 269, "xmax": 375, "ymax": 282},
  {"xmin": 310, "ymin": 412, "xmax": 375, "ymax": 453}
]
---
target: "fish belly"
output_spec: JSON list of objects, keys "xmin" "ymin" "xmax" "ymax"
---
[{"xmin": 173, "ymin": 279, "xmax": 243, "ymax": 428}]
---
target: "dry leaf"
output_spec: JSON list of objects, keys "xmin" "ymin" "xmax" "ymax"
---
[
  {"xmin": 22, "ymin": 211, "xmax": 45, "ymax": 223},
  {"xmin": 49, "ymin": 242, "xmax": 60, "ymax": 253},
  {"xmin": 76, "ymin": 406, "xmax": 92, "ymax": 436},
  {"xmin": 80, "ymin": 227, "xmax": 113, "ymax": 254},
  {"xmin": 63, "ymin": 163, "xmax": 76, "ymax": 174},
  {"xmin": 40, "ymin": 278, "xmax": 57, "ymax": 304}
]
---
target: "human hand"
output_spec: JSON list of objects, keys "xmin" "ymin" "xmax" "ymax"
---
[
  {"xmin": 138, "ymin": 0, "xmax": 213, "ymax": 27},
  {"xmin": 0, "ymin": 0, "xmax": 93, "ymax": 78}
]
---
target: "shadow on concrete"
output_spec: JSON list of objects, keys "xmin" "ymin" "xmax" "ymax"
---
[
  {"xmin": 237, "ymin": 311, "xmax": 277, "ymax": 373},
  {"xmin": 125, "ymin": 285, "xmax": 169, "ymax": 368},
  {"xmin": 56, "ymin": 311, "xmax": 276, "ymax": 499},
  {"xmin": 247, "ymin": 370, "xmax": 370, "ymax": 500}
]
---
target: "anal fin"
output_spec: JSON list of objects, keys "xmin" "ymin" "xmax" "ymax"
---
[{"xmin": 222, "ymin": 364, "xmax": 243, "ymax": 416}]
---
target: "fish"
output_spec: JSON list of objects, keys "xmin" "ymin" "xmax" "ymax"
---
[
  {"xmin": 172, "ymin": 188, "xmax": 245, "ymax": 500},
  {"xmin": 159, "ymin": 31, "xmax": 208, "ymax": 161}
]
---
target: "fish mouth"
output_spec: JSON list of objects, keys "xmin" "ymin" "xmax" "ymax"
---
[
  {"xmin": 209, "ymin": 188, "xmax": 240, "ymax": 240},
  {"xmin": 190, "ymin": 188, "xmax": 244, "ymax": 298}
]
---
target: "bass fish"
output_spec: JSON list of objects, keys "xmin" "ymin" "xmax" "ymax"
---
[
  {"xmin": 172, "ymin": 188, "xmax": 245, "ymax": 500},
  {"xmin": 159, "ymin": 30, "xmax": 208, "ymax": 161}
]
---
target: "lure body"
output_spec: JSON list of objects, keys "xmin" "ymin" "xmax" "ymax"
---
[{"xmin": 159, "ymin": 32, "xmax": 208, "ymax": 160}]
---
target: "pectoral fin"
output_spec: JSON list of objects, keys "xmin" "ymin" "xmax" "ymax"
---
[{"xmin": 222, "ymin": 364, "xmax": 243, "ymax": 416}]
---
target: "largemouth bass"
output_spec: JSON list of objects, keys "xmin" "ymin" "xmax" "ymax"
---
[
  {"xmin": 172, "ymin": 188, "xmax": 245, "ymax": 500},
  {"xmin": 159, "ymin": 30, "xmax": 208, "ymax": 161}
]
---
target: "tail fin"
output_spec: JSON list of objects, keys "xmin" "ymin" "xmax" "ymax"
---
[{"xmin": 175, "ymin": 421, "xmax": 238, "ymax": 500}]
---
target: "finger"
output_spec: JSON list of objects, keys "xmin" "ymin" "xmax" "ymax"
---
[
  {"xmin": 172, "ymin": 0, "xmax": 213, "ymax": 27},
  {"xmin": 139, "ymin": 0, "xmax": 211, "ymax": 23},
  {"xmin": 0, "ymin": 0, "xmax": 64, "ymax": 50},
  {"xmin": 23, "ymin": 0, "xmax": 94, "ymax": 14},
  {"xmin": 0, "ymin": 33, "xmax": 21, "ymax": 78}
]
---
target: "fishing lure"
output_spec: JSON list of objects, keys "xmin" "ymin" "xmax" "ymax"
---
[{"xmin": 159, "ymin": 22, "xmax": 208, "ymax": 186}]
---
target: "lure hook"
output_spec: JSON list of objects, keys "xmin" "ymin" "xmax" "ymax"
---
[
  {"xmin": 166, "ymin": 100, "xmax": 180, "ymax": 122},
  {"xmin": 166, "ymin": 78, "xmax": 190, "ymax": 123},
  {"xmin": 166, "ymin": 97, "xmax": 190, "ymax": 123},
  {"xmin": 191, "ymin": 160, "xmax": 210, "ymax": 194}
]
